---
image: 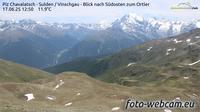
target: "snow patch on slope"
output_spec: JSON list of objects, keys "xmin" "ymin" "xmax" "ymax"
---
[
  {"xmin": 173, "ymin": 39, "xmax": 183, "ymax": 44},
  {"xmin": 65, "ymin": 102, "xmax": 72, "ymax": 106},
  {"xmin": 188, "ymin": 60, "xmax": 200, "ymax": 66},
  {"xmin": 186, "ymin": 39, "xmax": 191, "ymax": 43},
  {"xmin": 24, "ymin": 93, "xmax": 35, "ymax": 101},
  {"xmin": 127, "ymin": 62, "xmax": 136, "ymax": 67},
  {"xmin": 164, "ymin": 108, "xmax": 172, "ymax": 112},
  {"xmin": 46, "ymin": 96, "xmax": 56, "ymax": 101},
  {"xmin": 166, "ymin": 48, "xmax": 176, "ymax": 55},
  {"xmin": 76, "ymin": 93, "xmax": 81, "ymax": 96},
  {"xmin": 112, "ymin": 107, "xmax": 120, "ymax": 111},
  {"xmin": 147, "ymin": 47, "xmax": 153, "ymax": 51},
  {"xmin": 195, "ymin": 36, "xmax": 200, "ymax": 39},
  {"xmin": 53, "ymin": 80, "xmax": 64, "ymax": 90}
]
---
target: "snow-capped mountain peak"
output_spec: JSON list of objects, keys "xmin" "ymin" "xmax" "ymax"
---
[
  {"xmin": 19, "ymin": 19, "xmax": 36, "ymax": 25},
  {"xmin": 111, "ymin": 13, "xmax": 199, "ymax": 38},
  {"xmin": 0, "ymin": 14, "xmax": 199, "ymax": 39},
  {"xmin": 99, "ymin": 20, "xmax": 112, "ymax": 29},
  {"xmin": 116, "ymin": 13, "xmax": 144, "ymax": 25},
  {"xmin": 126, "ymin": 13, "xmax": 144, "ymax": 22},
  {"xmin": 36, "ymin": 21, "xmax": 49, "ymax": 26},
  {"xmin": 148, "ymin": 17, "xmax": 158, "ymax": 27},
  {"xmin": 112, "ymin": 13, "xmax": 147, "ymax": 32}
]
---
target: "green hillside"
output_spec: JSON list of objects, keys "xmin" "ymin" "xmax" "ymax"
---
[
  {"xmin": 0, "ymin": 59, "xmax": 52, "ymax": 82},
  {"xmin": 46, "ymin": 29, "xmax": 200, "ymax": 89}
]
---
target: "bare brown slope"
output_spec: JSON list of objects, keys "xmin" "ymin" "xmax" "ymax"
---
[{"xmin": 0, "ymin": 72, "xmax": 199, "ymax": 112}]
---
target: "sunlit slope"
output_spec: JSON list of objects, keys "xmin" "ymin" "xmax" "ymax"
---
[
  {"xmin": 0, "ymin": 59, "xmax": 52, "ymax": 82},
  {"xmin": 0, "ymin": 72, "xmax": 199, "ymax": 112}
]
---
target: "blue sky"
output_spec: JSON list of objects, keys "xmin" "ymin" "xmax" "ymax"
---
[{"xmin": 0, "ymin": 0, "xmax": 199, "ymax": 23}]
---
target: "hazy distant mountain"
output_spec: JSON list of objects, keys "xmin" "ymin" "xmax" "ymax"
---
[
  {"xmin": 57, "ymin": 29, "xmax": 144, "ymax": 63},
  {"xmin": 112, "ymin": 13, "xmax": 199, "ymax": 38},
  {"xmin": 58, "ymin": 13, "xmax": 200, "ymax": 63},
  {"xmin": 0, "ymin": 25, "xmax": 77, "ymax": 68},
  {"xmin": 0, "ymin": 20, "xmax": 96, "ymax": 68}
]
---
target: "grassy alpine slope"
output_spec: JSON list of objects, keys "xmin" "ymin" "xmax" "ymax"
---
[
  {"xmin": 46, "ymin": 28, "xmax": 200, "ymax": 90},
  {"xmin": 0, "ymin": 29, "xmax": 199, "ymax": 112},
  {"xmin": 0, "ymin": 59, "xmax": 52, "ymax": 82},
  {"xmin": 0, "ymin": 72, "xmax": 199, "ymax": 112},
  {"xmin": 0, "ymin": 59, "xmax": 199, "ymax": 112}
]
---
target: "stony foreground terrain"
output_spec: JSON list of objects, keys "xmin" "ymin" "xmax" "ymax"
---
[{"xmin": 0, "ymin": 72, "xmax": 199, "ymax": 112}]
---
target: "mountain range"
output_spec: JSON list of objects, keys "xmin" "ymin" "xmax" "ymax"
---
[
  {"xmin": 0, "ymin": 17, "xmax": 200, "ymax": 111},
  {"xmin": 0, "ymin": 13, "xmax": 200, "ymax": 68}
]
